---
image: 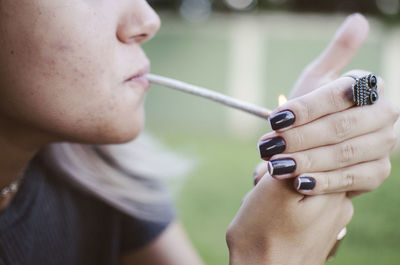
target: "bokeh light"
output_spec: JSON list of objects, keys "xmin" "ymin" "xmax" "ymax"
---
[
  {"xmin": 376, "ymin": 0, "xmax": 400, "ymax": 15},
  {"xmin": 179, "ymin": 0, "xmax": 212, "ymax": 22},
  {"xmin": 224, "ymin": 0, "xmax": 257, "ymax": 10}
]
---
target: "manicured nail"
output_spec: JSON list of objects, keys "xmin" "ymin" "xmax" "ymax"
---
[
  {"xmin": 267, "ymin": 158, "xmax": 296, "ymax": 176},
  {"xmin": 258, "ymin": 137, "xmax": 286, "ymax": 159},
  {"xmin": 269, "ymin": 110, "xmax": 295, "ymax": 131},
  {"xmin": 295, "ymin": 177, "xmax": 316, "ymax": 191}
]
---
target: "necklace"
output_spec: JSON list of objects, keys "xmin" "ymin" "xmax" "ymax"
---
[{"xmin": 0, "ymin": 179, "xmax": 21, "ymax": 198}]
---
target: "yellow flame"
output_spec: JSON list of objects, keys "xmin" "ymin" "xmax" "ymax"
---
[{"xmin": 279, "ymin": 94, "xmax": 287, "ymax": 106}]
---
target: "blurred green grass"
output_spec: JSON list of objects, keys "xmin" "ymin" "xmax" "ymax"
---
[{"xmin": 143, "ymin": 13, "xmax": 400, "ymax": 264}]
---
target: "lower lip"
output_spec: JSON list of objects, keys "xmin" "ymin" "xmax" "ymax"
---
[{"xmin": 126, "ymin": 75, "xmax": 150, "ymax": 90}]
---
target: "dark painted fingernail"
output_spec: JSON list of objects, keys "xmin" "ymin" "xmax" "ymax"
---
[
  {"xmin": 267, "ymin": 158, "xmax": 296, "ymax": 176},
  {"xmin": 258, "ymin": 137, "xmax": 286, "ymax": 159},
  {"xmin": 269, "ymin": 110, "xmax": 295, "ymax": 131},
  {"xmin": 295, "ymin": 177, "xmax": 316, "ymax": 191}
]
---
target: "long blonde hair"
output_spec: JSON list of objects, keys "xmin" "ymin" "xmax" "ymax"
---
[{"xmin": 38, "ymin": 133, "xmax": 193, "ymax": 221}]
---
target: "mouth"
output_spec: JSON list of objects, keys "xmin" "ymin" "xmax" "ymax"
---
[{"xmin": 125, "ymin": 65, "xmax": 151, "ymax": 89}]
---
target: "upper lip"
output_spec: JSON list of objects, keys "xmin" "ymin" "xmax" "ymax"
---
[{"xmin": 125, "ymin": 64, "xmax": 150, "ymax": 82}]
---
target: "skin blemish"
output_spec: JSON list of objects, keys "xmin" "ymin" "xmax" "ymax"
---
[
  {"xmin": 58, "ymin": 44, "xmax": 71, "ymax": 52},
  {"xmin": 0, "ymin": 0, "xmax": 152, "ymax": 146},
  {"xmin": 73, "ymin": 67, "xmax": 86, "ymax": 78},
  {"xmin": 51, "ymin": 41, "xmax": 73, "ymax": 53}
]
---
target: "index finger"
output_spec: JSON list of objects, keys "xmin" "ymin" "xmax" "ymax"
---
[
  {"xmin": 270, "ymin": 77, "xmax": 353, "ymax": 131},
  {"xmin": 269, "ymin": 74, "xmax": 382, "ymax": 131}
]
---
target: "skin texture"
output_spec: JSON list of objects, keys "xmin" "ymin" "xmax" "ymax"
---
[
  {"xmin": 0, "ymin": 0, "xmax": 159, "ymax": 189},
  {"xmin": 232, "ymin": 14, "xmax": 398, "ymax": 264},
  {"xmin": 0, "ymin": 0, "xmax": 159, "ymax": 144},
  {"xmin": 0, "ymin": 1, "xmax": 205, "ymax": 264},
  {"xmin": 0, "ymin": 2, "xmax": 396, "ymax": 264},
  {"xmin": 254, "ymin": 14, "xmax": 399, "ymax": 197},
  {"xmin": 227, "ymin": 174, "xmax": 353, "ymax": 265}
]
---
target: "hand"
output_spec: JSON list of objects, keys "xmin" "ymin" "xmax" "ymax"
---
[
  {"xmin": 227, "ymin": 174, "xmax": 353, "ymax": 265},
  {"xmin": 255, "ymin": 15, "xmax": 399, "ymax": 196},
  {"xmin": 257, "ymin": 72, "xmax": 398, "ymax": 196}
]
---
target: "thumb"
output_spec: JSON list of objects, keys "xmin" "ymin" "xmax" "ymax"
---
[{"xmin": 308, "ymin": 13, "xmax": 370, "ymax": 78}]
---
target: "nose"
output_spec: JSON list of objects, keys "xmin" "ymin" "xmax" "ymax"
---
[{"xmin": 116, "ymin": 1, "xmax": 161, "ymax": 44}]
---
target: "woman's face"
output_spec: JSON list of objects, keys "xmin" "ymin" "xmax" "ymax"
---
[{"xmin": 0, "ymin": 0, "xmax": 160, "ymax": 144}]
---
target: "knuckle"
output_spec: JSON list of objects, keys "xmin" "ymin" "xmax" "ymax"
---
[
  {"xmin": 295, "ymin": 98, "xmax": 314, "ymax": 123},
  {"xmin": 342, "ymin": 171, "xmax": 356, "ymax": 190},
  {"xmin": 332, "ymin": 114, "xmax": 354, "ymax": 140},
  {"xmin": 321, "ymin": 173, "xmax": 335, "ymax": 192},
  {"xmin": 337, "ymin": 142, "xmax": 357, "ymax": 166},
  {"xmin": 287, "ymin": 129, "xmax": 305, "ymax": 150},
  {"xmin": 301, "ymin": 152, "xmax": 314, "ymax": 172},
  {"xmin": 327, "ymin": 84, "xmax": 344, "ymax": 110},
  {"xmin": 325, "ymin": 170, "xmax": 356, "ymax": 192}
]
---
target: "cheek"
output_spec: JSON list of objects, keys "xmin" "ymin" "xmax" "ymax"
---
[
  {"xmin": 30, "ymin": 59, "xmax": 146, "ymax": 144},
  {"xmin": 0, "ymin": 3, "xmax": 147, "ymax": 144},
  {"xmin": 0, "ymin": 33, "xmax": 145, "ymax": 144}
]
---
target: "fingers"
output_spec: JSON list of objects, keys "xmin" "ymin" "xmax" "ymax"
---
[
  {"xmin": 260, "ymin": 96, "xmax": 397, "ymax": 155},
  {"xmin": 294, "ymin": 158, "xmax": 391, "ymax": 195},
  {"xmin": 268, "ymin": 127, "xmax": 396, "ymax": 179},
  {"xmin": 269, "ymin": 72, "xmax": 384, "ymax": 132},
  {"xmin": 306, "ymin": 14, "xmax": 369, "ymax": 78},
  {"xmin": 253, "ymin": 158, "xmax": 392, "ymax": 195}
]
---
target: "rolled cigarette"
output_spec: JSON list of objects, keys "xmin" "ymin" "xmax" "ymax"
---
[{"xmin": 146, "ymin": 74, "xmax": 272, "ymax": 120}]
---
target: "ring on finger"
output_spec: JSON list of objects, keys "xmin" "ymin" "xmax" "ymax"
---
[{"xmin": 345, "ymin": 73, "xmax": 379, "ymax": 106}]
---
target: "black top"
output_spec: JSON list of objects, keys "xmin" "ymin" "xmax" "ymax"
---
[{"xmin": 0, "ymin": 157, "xmax": 175, "ymax": 265}]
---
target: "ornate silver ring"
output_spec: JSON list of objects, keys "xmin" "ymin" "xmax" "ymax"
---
[{"xmin": 346, "ymin": 73, "xmax": 379, "ymax": 106}]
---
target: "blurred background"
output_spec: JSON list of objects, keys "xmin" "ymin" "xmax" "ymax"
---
[{"xmin": 143, "ymin": 1, "xmax": 400, "ymax": 264}]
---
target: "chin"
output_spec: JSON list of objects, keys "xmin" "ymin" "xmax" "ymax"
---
[
  {"xmin": 114, "ymin": 125, "xmax": 144, "ymax": 144},
  {"xmin": 106, "ymin": 114, "xmax": 145, "ymax": 144},
  {"xmin": 68, "ymin": 110, "xmax": 146, "ymax": 145}
]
